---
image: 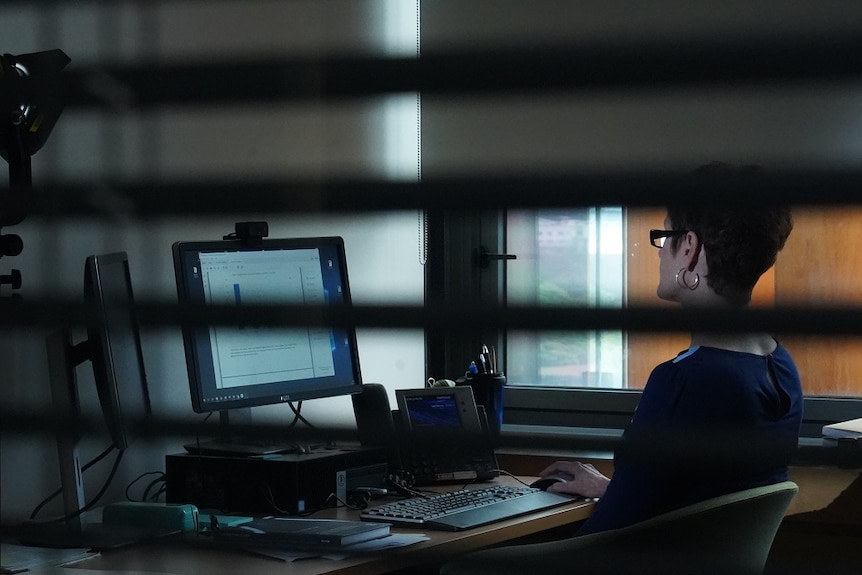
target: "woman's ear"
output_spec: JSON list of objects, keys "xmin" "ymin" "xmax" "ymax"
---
[{"xmin": 682, "ymin": 231, "xmax": 702, "ymax": 271}]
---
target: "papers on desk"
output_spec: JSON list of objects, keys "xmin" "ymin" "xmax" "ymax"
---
[
  {"xmin": 249, "ymin": 533, "xmax": 431, "ymax": 562},
  {"xmin": 822, "ymin": 418, "xmax": 862, "ymax": 439},
  {"xmin": 209, "ymin": 515, "xmax": 428, "ymax": 562},
  {"xmin": 0, "ymin": 542, "xmax": 96, "ymax": 574},
  {"xmin": 194, "ymin": 514, "xmax": 429, "ymax": 563}
]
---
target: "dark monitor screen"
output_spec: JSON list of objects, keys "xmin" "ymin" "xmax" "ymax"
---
[
  {"xmin": 172, "ymin": 236, "xmax": 362, "ymax": 413},
  {"xmin": 395, "ymin": 387, "xmax": 484, "ymax": 437},
  {"xmin": 83, "ymin": 251, "xmax": 152, "ymax": 451}
]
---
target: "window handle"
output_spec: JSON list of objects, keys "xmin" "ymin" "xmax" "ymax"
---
[{"xmin": 476, "ymin": 246, "xmax": 517, "ymax": 269}]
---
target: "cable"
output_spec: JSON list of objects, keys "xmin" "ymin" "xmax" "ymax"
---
[
  {"xmin": 125, "ymin": 471, "xmax": 166, "ymax": 502},
  {"xmin": 29, "ymin": 448, "xmax": 125, "ymax": 524},
  {"xmin": 29, "ymin": 444, "xmax": 115, "ymax": 520},
  {"xmin": 252, "ymin": 482, "xmax": 293, "ymax": 516},
  {"xmin": 328, "ymin": 492, "xmax": 372, "ymax": 511},
  {"xmin": 148, "ymin": 483, "xmax": 167, "ymax": 501},
  {"xmin": 63, "ymin": 449, "xmax": 124, "ymax": 521},
  {"xmin": 385, "ymin": 471, "xmax": 433, "ymax": 499},
  {"xmin": 416, "ymin": 0, "xmax": 427, "ymax": 267},
  {"xmin": 143, "ymin": 477, "xmax": 167, "ymax": 502},
  {"xmin": 487, "ymin": 469, "xmax": 532, "ymax": 487},
  {"xmin": 287, "ymin": 400, "xmax": 313, "ymax": 428},
  {"xmin": 190, "ymin": 411, "xmax": 214, "ymax": 454},
  {"xmin": 455, "ymin": 468, "xmax": 531, "ymax": 493}
]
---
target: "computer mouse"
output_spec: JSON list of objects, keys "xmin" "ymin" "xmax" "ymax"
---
[{"xmin": 529, "ymin": 474, "xmax": 570, "ymax": 491}]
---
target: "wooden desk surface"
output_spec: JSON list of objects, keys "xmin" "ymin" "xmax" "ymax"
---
[{"xmin": 71, "ymin": 478, "xmax": 594, "ymax": 575}]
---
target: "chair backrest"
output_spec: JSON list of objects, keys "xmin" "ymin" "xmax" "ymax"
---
[
  {"xmin": 441, "ymin": 481, "xmax": 798, "ymax": 575},
  {"xmin": 598, "ymin": 480, "xmax": 799, "ymax": 575}
]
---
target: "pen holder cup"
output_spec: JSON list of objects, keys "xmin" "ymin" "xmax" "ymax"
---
[{"xmin": 459, "ymin": 373, "xmax": 505, "ymax": 439}]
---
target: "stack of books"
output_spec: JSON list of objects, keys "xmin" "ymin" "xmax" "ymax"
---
[{"xmin": 210, "ymin": 517, "xmax": 391, "ymax": 550}]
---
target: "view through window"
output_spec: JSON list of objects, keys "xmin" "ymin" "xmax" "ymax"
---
[
  {"xmin": 507, "ymin": 206, "xmax": 862, "ymax": 400},
  {"xmin": 507, "ymin": 207, "xmax": 625, "ymax": 389}
]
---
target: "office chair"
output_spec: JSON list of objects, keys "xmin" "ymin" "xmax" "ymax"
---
[{"xmin": 441, "ymin": 481, "xmax": 798, "ymax": 575}]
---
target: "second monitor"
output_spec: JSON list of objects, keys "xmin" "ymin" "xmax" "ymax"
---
[{"xmin": 172, "ymin": 235, "xmax": 363, "ymax": 455}]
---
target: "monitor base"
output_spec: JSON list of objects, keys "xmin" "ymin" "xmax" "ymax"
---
[
  {"xmin": 182, "ymin": 438, "xmax": 310, "ymax": 457},
  {"xmin": 13, "ymin": 521, "xmax": 178, "ymax": 550}
]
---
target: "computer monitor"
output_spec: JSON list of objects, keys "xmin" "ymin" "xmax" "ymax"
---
[
  {"xmin": 172, "ymin": 235, "xmax": 363, "ymax": 454},
  {"xmin": 45, "ymin": 251, "xmax": 151, "ymax": 455},
  {"xmin": 83, "ymin": 251, "xmax": 153, "ymax": 451},
  {"xmin": 24, "ymin": 252, "xmax": 153, "ymax": 548}
]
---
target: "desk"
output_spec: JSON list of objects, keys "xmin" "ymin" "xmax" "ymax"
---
[{"xmin": 68, "ymin": 478, "xmax": 594, "ymax": 575}]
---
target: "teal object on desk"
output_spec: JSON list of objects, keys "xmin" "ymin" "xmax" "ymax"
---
[
  {"xmin": 102, "ymin": 501, "xmax": 199, "ymax": 532},
  {"xmin": 198, "ymin": 511, "xmax": 254, "ymax": 529}
]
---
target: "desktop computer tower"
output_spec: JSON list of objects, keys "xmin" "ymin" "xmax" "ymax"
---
[{"xmin": 165, "ymin": 446, "xmax": 387, "ymax": 515}]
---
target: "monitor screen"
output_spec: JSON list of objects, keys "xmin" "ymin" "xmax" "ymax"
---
[
  {"xmin": 404, "ymin": 394, "xmax": 463, "ymax": 429},
  {"xmin": 83, "ymin": 251, "xmax": 152, "ymax": 451},
  {"xmin": 172, "ymin": 236, "xmax": 362, "ymax": 413}
]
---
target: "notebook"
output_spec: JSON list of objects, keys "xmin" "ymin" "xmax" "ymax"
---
[
  {"xmin": 210, "ymin": 516, "xmax": 391, "ymax": 549},
  {"xmin": 822, "ymin": 418, "xmax": 862, "ymax": 439}
]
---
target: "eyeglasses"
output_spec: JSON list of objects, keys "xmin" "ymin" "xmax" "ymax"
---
[{"xmin": 649, "ymin": 229, "xmax": 689, "ymax": 249}]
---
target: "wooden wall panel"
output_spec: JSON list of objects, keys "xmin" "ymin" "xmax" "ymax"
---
[
  {"xmin": 774, "ymin": 208, "xmax": 862, "ymax": 396},
  {"xmin": 624, "ymin": 208, "xmax": 861, "ymax": 396}
]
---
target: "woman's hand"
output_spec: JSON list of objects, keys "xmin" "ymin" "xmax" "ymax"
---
[{"xmin": 538, "ymin": 461, "xmax": 610, "ymax": 498}]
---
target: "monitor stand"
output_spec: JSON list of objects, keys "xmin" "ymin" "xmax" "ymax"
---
[
  {"xmin": 183, "ymin": 408, "xmax": 317, "ymax": 456},
  {"xmin": 15, "ymin": 332, "xmax": 169, "ymax": 550}
]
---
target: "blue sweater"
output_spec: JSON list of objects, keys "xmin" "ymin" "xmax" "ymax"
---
[{"xmin": 578, "ymin": 343, "xmax": 803, "ymax": 535}]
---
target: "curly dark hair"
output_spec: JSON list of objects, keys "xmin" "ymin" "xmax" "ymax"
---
[{"xmin": 667, "ymin": 163, "xmax": 793, "ymax": 306}]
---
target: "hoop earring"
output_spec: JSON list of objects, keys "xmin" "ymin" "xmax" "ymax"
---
[{"xmin": 676, "ymin": 267, "xmax": 700, "ymax": 290}]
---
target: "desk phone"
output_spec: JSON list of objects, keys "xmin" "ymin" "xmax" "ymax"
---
[{"xmin": 353, "ymin": 384, "xmax": 499, "ymax": 486}]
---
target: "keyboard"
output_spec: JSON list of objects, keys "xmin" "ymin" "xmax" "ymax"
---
[{"xmin": 359, "ymin": 485, "xmax": 576, "ymax": 531}]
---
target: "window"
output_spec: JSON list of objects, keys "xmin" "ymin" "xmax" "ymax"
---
[
  {"xmin": 506, "ymin": 206, "xmax": 862, "ymax": 402},
  {"xmin": 507, "ymin": 208, "xmax": 625, "ymax": 389},
  {"xmin": 499, "ymin": 205, "xmax": 862, "ymax": 437}
]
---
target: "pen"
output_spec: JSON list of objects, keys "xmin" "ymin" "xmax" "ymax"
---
[{"xmin": 481, "ymin": 345, "xmax": 491, "ymax": 374}]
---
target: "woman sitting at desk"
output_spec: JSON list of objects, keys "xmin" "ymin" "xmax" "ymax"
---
[{"xmin": 540, "ymin": 163, "xmax": 803, "ymax": 535}]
